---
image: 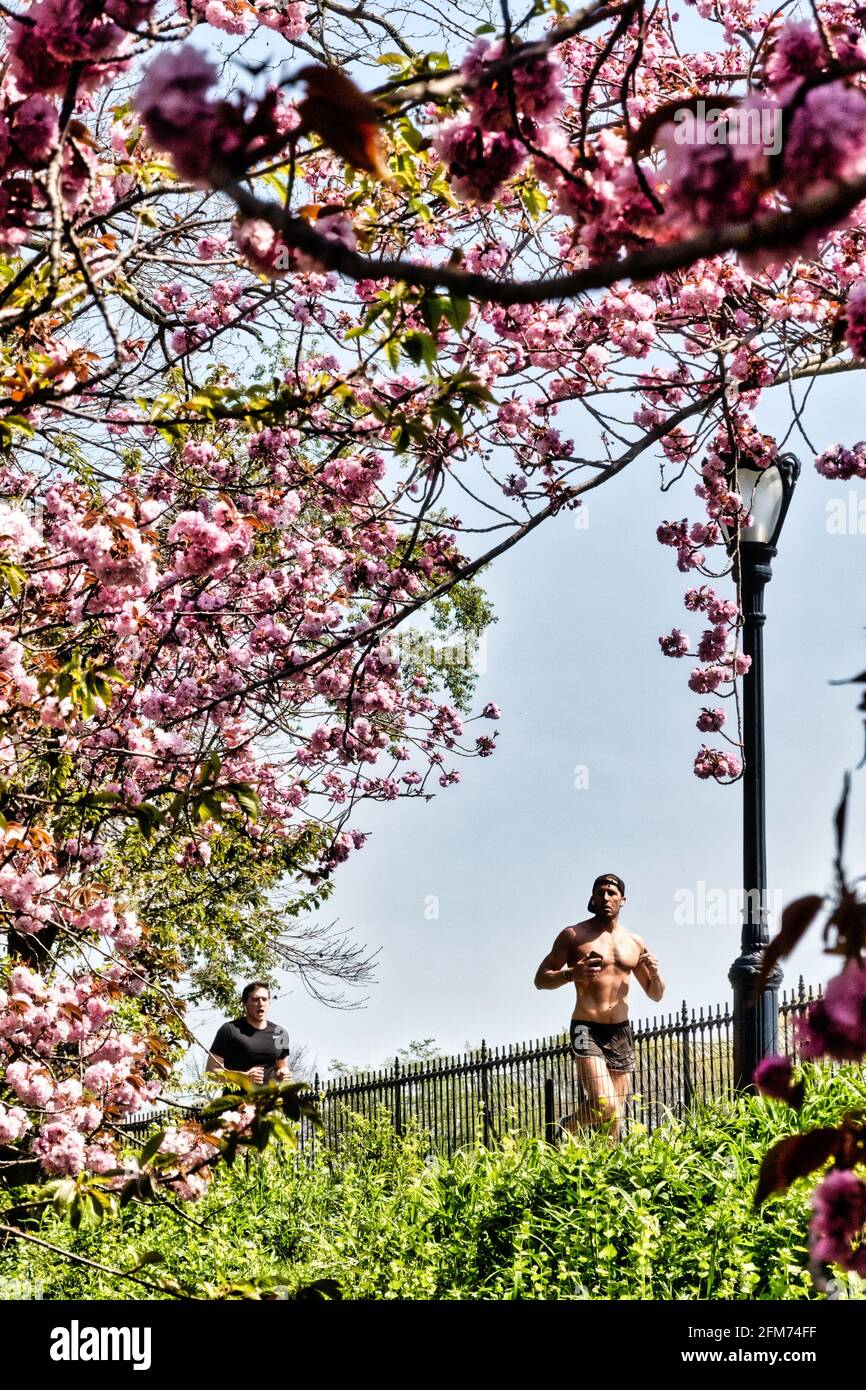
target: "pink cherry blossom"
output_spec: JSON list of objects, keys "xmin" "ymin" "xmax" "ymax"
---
[
  {"xmin": 659, "ymin": 629, "xmax": 690, "ymax": 657},
  {"xmin": 796, "ymin": 960, "xmax": 866, "ymax": 1061},
  {"xmin": 753, "ymin": 1054, "xmax": 796, "ymax": 1101},
  {"xmin": 810, "ymin": 1169, "xmax": 866, "ymax": 1272}
]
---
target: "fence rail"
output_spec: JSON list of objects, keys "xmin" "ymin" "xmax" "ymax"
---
[{"xmin": 122, "ymin": 977, "xmax": 821, "ymax": 1157}]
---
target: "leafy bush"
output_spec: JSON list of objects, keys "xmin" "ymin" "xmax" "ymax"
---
[{"xmin": 2, "ymin": 1066, "xmax": 865, "ymax": 1300}]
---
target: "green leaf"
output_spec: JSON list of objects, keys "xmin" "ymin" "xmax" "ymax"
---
[
  {"xmin": 199, "ymin": 750, "xmax": 222, "ymax": 784},
  {"xmin": 420, "ymin": 296, "xmax": 447, "ymax": 333},
  {"xmin": 125, "ymin": 1251, "xmax": 165, "ymax": 1273},
  {"xmin": 402, "ymin": 332, "xmax": 437, "ymax": 369},
  {"xmin": 445, "ymin": 294, "xmax": 471, "ymax": 333},
  {"xmin": 391, "ymin": 422, "xmax": 410, "ymax": 452},
  {"xmin": 134, "ymin": 802, "xmax": 166, "ymax": 838},
  {"xmin": 89, "ymin": 677, "xmax": 114, "ymax": 706},
  {"xmin": 519, "ymin": 182, "xmax": 549, "ymax": 221},
  {"xmin": 5, "ymin": 414, "xmax": 34, "ymax": 437},
  {"xmin": 435, "ymin": 402, "xmax": 464, "ymax": 436},
  {"xmin": 194, "ymin": 791, "xmax": 225, "ymax": 824},
  {"xmin": 0, "ymin": 561, "xmax": 26, "ymax": 598},
  {"xmin": 229, "ymin": 784, "xmax": 261, "ymax": 820},
  {"xmin": 140, "ymin": 1129, "xmax": 166, "ymax": 1166},
  {"xmin": 51, "ymin": 1178, "xmax": 78, "ymax": 1213},
  {"xmin": 399, "ymin": 120, "xmax": 425, "ymax": 153}
]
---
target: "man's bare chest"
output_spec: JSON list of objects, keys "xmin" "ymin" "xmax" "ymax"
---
[{"xmin": 569, "ymin": 931, "xmax": 641, "ymax": 972}]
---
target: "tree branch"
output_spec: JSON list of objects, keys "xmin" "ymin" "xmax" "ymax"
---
[{"xmin": 220, "ymin": 170, "xmax": 866, "ymax": 305}]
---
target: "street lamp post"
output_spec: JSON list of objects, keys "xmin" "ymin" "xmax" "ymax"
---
[{"xmin": 722, "ymin": 453, "xmax": 800, "ymax": 1092}]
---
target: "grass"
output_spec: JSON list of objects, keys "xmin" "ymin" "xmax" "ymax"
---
[{"xmin": 2, "ymin": 1064, "xmax": 865, "ymax": 1300}]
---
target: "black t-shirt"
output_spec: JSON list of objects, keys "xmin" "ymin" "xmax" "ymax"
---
[{"xmin": 209, "ymin": 1018, "xmax": 291, "ymax": 1081}]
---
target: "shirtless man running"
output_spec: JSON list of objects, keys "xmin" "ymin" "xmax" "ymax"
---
[{"xmin": 534, "ymin": 873, "xmax": 664, "ymax": 1140}]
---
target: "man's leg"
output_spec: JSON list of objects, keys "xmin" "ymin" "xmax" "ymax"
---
[
  {"xmin": 609, "ymin": 1069, "xmax": 633, "ymax": 1142},
  {"xmin": 563, "ymin": 1055, "xmax": 619, "ymax": 1136}
]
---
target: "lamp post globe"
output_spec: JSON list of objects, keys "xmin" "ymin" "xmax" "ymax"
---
[{"xmin": 722, "ymin": 453, "xmax": 800, "ymax": 1092}]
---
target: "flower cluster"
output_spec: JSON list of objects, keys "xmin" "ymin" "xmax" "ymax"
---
[
  {"xmin": 433, "ymin": 38, "xmax": 564, "ymax": 203},
  {"xmin": 796, "ymin": 960, "xmax": 866, "ymax": 1061},
  {"xmin": 814, "ymin": 441, "xmax": 866, "ymax": 480},
  {"xmin": 0, "ymin": 960, "xmax": 159, "ymax": 1175},
  {"xmin": 810, "ymin": 1168, "xmax": 866, "ymax": 1274},
  {"xmin": 133, "ymin": 49, "xmax": 293, "ymax": 186},
  {"xmin": 693, "ymin": 745, "xmax": 742, "ymax": 780},
  {"xmin": 753, "ymin": 1054, "xmax": 797, "ymax": 1102},
  {"xmin": 658, "ymin": 628, "xmax": 690, "ymax": 657},
  {"xmin": 658, "ymin": 100, "xmax": 774, "ymax": 231}
]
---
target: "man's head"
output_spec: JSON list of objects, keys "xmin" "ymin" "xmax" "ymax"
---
[
  {"xmin": 242, "ymin": 981, "xmax": 270, "ymax": 1026},
  {"xmin": 587, "ymin": 873, "xmax": 626, "ymax": 918}
]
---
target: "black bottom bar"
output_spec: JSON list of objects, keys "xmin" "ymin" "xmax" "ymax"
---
[{"xmin": 0, "ymin": 1295, "xmax": 856, "ymax": 1376}]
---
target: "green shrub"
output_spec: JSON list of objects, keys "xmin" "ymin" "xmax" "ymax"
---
[{"xmin": 2, "ymin": 1065, "xmax": 865, "ymax": 1300}]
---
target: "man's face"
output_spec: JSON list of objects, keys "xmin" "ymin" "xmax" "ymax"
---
[
  {"xmin": 592, "ymin": 882, "xmax": 624, "ymax": 918},
  {"xmin": 244, "ymin": 988, "xmax": 270, "ymax": 1025}
]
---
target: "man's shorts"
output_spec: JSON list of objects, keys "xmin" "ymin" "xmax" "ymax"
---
[{"xmin": 569, "ymin": 1019, "xmax": 635, "ymax": 1074}]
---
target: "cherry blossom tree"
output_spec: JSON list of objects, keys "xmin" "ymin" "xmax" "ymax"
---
[{"xmin": 0, "ymin": 0, "xmax": 864, "ymax": 1287}]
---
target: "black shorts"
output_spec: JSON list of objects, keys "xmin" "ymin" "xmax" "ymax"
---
[{"xmin": 569, "ymin": 1019, "xmax": 635, "ymax": 1074}]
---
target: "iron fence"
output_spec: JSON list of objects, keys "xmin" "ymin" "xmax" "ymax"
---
[{"xmin": 121, "ymin": 977, "xmax": 821, "ymax": 1157}]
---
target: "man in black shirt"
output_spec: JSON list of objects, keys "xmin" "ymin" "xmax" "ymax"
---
[{"xmin": 206, "ymin": 981, "xmax": 292, "ymax": 1084}]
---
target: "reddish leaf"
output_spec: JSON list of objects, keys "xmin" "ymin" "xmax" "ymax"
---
[
  {"xmin": 824, "ymin": 890, "xmax": 866, "ymax": 956},
  {"xmin": 755, "ymin": 894, "xmax": 824, "ymax": 992},
  {"xmin": 834, "ymin": 772, "xmax": 851, "ymax": 870},
  {"xmin": 297, "ymin": 203, "xmax": 346, "ymax": 222},
  {"xmin": 297, "ymin": 66, "xmax": 390, "ymax": 180},
  {"xmin": 754, "ymin": 1128, "xmax": 843, "ymax": 1208}
]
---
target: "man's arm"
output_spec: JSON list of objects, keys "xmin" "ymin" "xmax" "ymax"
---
[
  {"xmin": 632, "ymin": 937, "xmax": 665, "ymax": 1002},
  {"xmin": 206, "ymin": 1050, "xmax": 265, "ymax": 1082},
  {"xmin": 205, "ymin": 1024, "xmax": 229, "ymax": 1075},
  {"xmin": 273, "ymin": 1027, "xmax": 292, "ymax": 1081},
  {"xmin": 534, "ymin": 928, "xmax": 577, "ymax": 990}
]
